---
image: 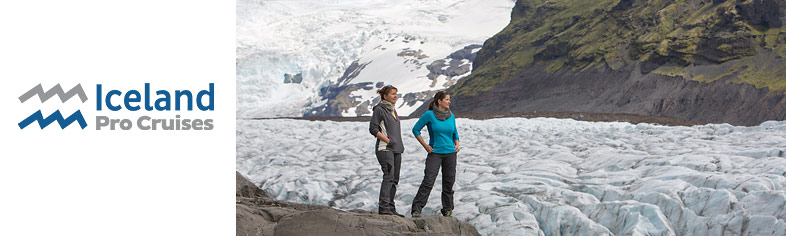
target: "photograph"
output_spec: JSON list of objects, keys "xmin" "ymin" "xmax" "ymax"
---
[{"xmin": 235, "ymin": 0, "xmax": 786, "ymax": 235}]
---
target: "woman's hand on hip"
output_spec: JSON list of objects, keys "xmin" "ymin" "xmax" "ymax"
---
[
  {"xmin": 455, "ymin": 143, "xmax": 460, "ymax": 153},
  {"xmin": 424, "ymin": 145, "xmax": 433, "ymax": 153}
]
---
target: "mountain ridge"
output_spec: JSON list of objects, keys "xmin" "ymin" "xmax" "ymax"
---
[{"xmin": 440, "ymin": 0, "xmax": 786, "ymax": 125}]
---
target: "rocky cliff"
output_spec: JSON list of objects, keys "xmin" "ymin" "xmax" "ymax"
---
[
  {"xmin": 236, "ymin": 172, "xmax": 481, "ymax": 236},
  {"xmin": 443, "ymin": 0, "xmax": 786, "ymax": 125}
]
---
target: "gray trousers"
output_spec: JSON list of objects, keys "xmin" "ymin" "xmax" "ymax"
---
[
  {"xmin": 376, "ymin": 151, "xmax": 402, "ymax": 211},
  {"xmin": 411, "ymin": 152, "xmax": 457, "ymax": 213}
]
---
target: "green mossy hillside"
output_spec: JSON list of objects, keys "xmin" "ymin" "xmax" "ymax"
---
[{"xmin": 453, "ymin": 0, "xmax": 786, "ymax": 97}]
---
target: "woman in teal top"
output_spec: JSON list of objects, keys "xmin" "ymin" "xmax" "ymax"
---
[{"xmin": 410, "ymin": 91, "xmax": 460, "ymax": 217}]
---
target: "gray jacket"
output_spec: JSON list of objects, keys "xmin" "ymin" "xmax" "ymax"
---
[{"xmin": 369, "ymin": 103, "xmax": 404, "ymax": 153}]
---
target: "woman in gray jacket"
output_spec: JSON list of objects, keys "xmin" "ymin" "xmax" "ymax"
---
[{"xmin": 369, "ymin": 85, "xmax": 405, "ymax": 217}]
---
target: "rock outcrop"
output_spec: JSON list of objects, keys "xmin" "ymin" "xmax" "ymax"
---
[
  {"xmin": 236, "ymin": 172, "xmax": 481, "ymax": 236},
  {"xmin": 443, "ymin": 0, "xmax": 786, "ymax": 126}
]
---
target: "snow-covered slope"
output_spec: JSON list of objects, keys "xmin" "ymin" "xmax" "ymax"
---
[
  {"xmin": 236, "ymin": 0, "xmax": 515, "ymax": 118},
  {"xmin": 237, "ymin": 118, "xmax": 786, "ymax": 235}
]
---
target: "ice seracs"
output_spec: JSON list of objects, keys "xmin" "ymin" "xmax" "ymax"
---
[
  {"xmin": 236, "ymin": 0, "xmax": 516, "ymax": 118},
  {"xmin": 238, "ymin": 118, "xmax": 786, "ymax": 236}
]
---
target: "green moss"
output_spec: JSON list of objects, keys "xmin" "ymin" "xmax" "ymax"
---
[
  {"xmin": 690, "ymin": 64, "xmax": 739, "ymax": 84},
  {"xmin": 714, "ymin": 66, "xmax": 739, "ymax": 83},
  {"xmin": 748, "ymin": 26, "xmax": 786, "ymax": 49},
  {"xmin": 717, "ymin": 44, "xmax": 733, "ymax": 53},
  {"xmin": 511, "ymin": 48, "xmax": 537, "ymax": 67},
  {"xmin": 691, "ymin": 74, "xmax": 707, "ymax": 82},
  {"xmin": 775, "ymin": 44, "xmax": 786, "ymax": 58},
  {"xmin": 604, "ymin": 51, "xmax": 626, "ymax": 71},
  {"xmin": 680, "ymin": 3, "xmax": 716, "ymax": 28},
  {"xmin": 656, "ymin": 39, "xmax": 671, "ymax": 56},
  {"xmin": 657, "ymin": 2, "xmax": 687, "ymax": 33},
  {"xmin": 685, "ymin": 54, "xmax": 786, "ymax": 93},
  {"xmin": 653, "ymin": 66, "xmax": 685, "ymax": 78},
  {"xmin": 546, "ymin": 59, "xmax": 566, "ymax": 73},
  {"xmin": 734, "ymin": 63, "xmax": 786, "ymax": 92}
]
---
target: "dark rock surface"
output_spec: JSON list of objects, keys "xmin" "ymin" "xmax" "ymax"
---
[
  {"xmin": 310, "ymin": 44, "xmax": 482, "ymax": 117},
  {"xmin": 307, "ymin": 82, "xmax": 373, "ymax": 117},
  {"xmin": 284, "ymin": 73, "xmax": 303, "ymax": 84},
  {"xmin": 236, "ymin": 172, "xmax": 481, "ymax": 236},
  {"xmin": 444, "ymin": 63, "xmax": 786, "ymax": 126},
  {"xmin": 425, "ymin": 45, "xmax": 481, "ymax": 88}
]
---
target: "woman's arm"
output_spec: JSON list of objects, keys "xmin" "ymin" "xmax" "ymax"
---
[
  {"xmin": 416, "ymin": 135, "xmax": 433, "ymax": 153},
  {"xmin": 453, "ymin": 117, "xmax": 460, "ymax": 152},
  {"xmin": 369, "ymin": 107, "xmax": 391, "ymax": 143},
  {"xmin": 376, "ymin": 131, "xmax": 391, "ymax": 143},
  {"xmin": 369, "ymin": 107, "xmax": 384, "ymax": 137},
  {"xmin": 413, "ymin": 113, "xmax": 431, "ymax": 153}
]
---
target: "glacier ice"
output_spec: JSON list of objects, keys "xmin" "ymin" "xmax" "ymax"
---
[
  {"xmin": 237, "ymin": 118, "xmax": 786, "ymax": 235},
  {"xmin": 236, "ymin": 0, "xmax": 516, "ymax": 117}
]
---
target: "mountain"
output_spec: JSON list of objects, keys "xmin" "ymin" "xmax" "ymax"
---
[
  {"xmin": 442, "ymin": 0, "xmax": 786, "ymax": 125},
  {"xmin": 236, "ymin": 0, "xmax": 516, "ymax": 118}
]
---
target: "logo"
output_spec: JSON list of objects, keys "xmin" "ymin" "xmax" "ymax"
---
[
  {"xmin": 18, "ymin": 82, "xmax": 215, "ymax": 131},
  {"xmin": 18, "ymin": 83, "xmax": 88, "ymax": 130}
]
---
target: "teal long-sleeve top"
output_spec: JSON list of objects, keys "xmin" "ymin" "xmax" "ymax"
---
[{"xmin": 412, "ymin": 110, "xmax": 459, "ymax": 154}]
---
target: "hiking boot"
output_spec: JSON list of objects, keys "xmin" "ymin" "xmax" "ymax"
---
[
  {"xmin": 386, "ymin": 207, "xmax": 405, "ymax": 217},
  {"xmin": 411, "ymin": 211, "xmax": 421, "ymax": 218},
  {"xmin": 441, "ymin": 209, "xmax": 452, "ymax": 217},
  {"xmin": 379, "ymin": 208, "xmax": 395, "ymax": 215},
  {"xmin": 392, "ymin": 211, "xmax": 405, "ymax": 217}
]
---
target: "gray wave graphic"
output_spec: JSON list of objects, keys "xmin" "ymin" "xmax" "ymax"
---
[{"xmin": 19, "ymin": 83, "xmax": 88, "ymax": 103}]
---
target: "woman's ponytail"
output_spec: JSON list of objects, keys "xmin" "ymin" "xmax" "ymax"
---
[
  {"xmin": 377, "ymin": 84, "xmax": 397, "ymax": 101},
  {"xmin": 429, "ymin": 91, "xmax": 449, "ymax": 110}
]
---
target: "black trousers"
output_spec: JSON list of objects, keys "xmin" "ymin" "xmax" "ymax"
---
[
  {"xmin": 411, "ymin": 152, "xmax": 457, "ymax": 213},
  {"xmin": 376, "ymin": 151, "xmax": 402, "ymax": 211}
]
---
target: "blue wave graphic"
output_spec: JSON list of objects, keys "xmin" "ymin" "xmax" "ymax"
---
[{"xmin": 18, "ymin": 110, "xmax": 88, "ymax": 129}]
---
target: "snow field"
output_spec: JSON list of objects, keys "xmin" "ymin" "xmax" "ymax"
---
[{"xmin": 236, "ymin": 0, "xmax": 516, "ymax": 117}]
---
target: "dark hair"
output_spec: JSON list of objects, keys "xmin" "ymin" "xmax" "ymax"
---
[
  {"xmin": 377, "ymin": 85, "xmax": 397, "ymax": 98},
  {"xmin": 429, "ymin": 91, "xmax": 450, "ymax": 110}
]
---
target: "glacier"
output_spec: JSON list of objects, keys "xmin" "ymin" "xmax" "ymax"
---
[
  {"xmin": 236, "ymin": 0, "xmax": 516, "ymax": 118},
  {"xmin": 237, "ymin": 118, "xmax": 786, "ymax": 235}
]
